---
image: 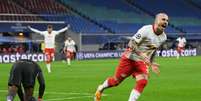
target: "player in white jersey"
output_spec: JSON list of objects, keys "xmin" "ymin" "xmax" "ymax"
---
[
  {"xmin": 94, "ymin": 13, "xmax": 169, "ymax": 101},
  {"xmin": 63, "ymin": 37, "xmax": 76, "ymax": 65},
  {"xmin": 176, "ymin": 35, "xmax": 186, "ymax": 59},
  {"xmin": 28, "ymin": 25, "xmax": 70, "ymax": 73}
]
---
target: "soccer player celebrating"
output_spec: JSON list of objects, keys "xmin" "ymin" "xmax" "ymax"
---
[
  {"xmin": 94, "ymin": 13, "xmax": 169, "ymax": 101},
  {"xmin": 176, "ymin": 35, "xmax": 187, "ymax": 59},
  {"xmin": 7, "ymin": 59, "xmax": 45, "ymax": 101},
  {"xmin": 63, "ymin": 37, "xmax": 76, "ymax": 65},
  {"xmin": 28, "ymin": 25, "xmax": 70, "ymax": 73}
]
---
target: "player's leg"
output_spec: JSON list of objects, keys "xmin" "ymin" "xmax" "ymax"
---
[
  {"xmin": 176, "ymin": 47, "xmax": 181, "ymax": 59},
  {"xmin": 128, "ymin": 74, "xmax": 148, "ymax": 101},
  {"xmin": 67, "ymin": 51, "xmax": 70, "ymax": 65},
  {"xmin": 128, "ymin": 61, "xmax": 149, "ymax": 101},
  {"xmin": 95, "ymin": 56, "xmax": 134, "ymax": 101},
  {"xmin": 180, "ymin": 47, "xmax": 185, "ymax": 57},
  {"xmin": 24, "ymin": 87, "xmax": 34, "ymax": 101},
  {"xmin": 51, "ymin": 49, "xmax": 55, "ymax": 61},
  {"xmin": 22, "ymin": 68, "xmax": 36, "ymax": 101},
  {"xmin": 17, "ymin": 85, "xmax": 24, "ymax": 101},
  {"xmin": 45, "ymin": 48, "xmax": 51, "ymax": 73}
]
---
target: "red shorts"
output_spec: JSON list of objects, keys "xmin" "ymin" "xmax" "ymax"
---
[
  {"xmin": 114, "ymin": 55, "xmax": 149, "ymax": 80},
  {"xmin": 65, "ymin": 50, "xmax": 74, "ymax": 59},
  {"xmin": 44, "ymin": 48, "xmax": 55, "ymax": 61},
  {"xmin": 177, "ymin": 47, "xmax": 184, "ymax": 53}
]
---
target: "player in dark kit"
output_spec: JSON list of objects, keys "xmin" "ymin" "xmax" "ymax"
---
[{"xmin": 7, "ymin": 59, "xmax": 45, "ymax": 101}]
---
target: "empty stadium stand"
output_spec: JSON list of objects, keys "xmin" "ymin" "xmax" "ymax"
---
[{"xmin": 126, "ymin": 0, "xmax": 201, "ymax": 33}]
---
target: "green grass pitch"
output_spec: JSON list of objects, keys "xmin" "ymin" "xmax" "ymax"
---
[{"xmin": 0, "ymin": 56, "xmax": 201, "ymax": 101}]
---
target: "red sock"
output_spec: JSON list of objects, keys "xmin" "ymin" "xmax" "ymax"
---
[{"xmin": 135, "ymin": 79, "xmax": 148, "ymax": 93}]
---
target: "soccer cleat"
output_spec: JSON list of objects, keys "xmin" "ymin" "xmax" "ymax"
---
[
  {"xmin": 94, "ymin": 90, "xmax": 102, "ymax": 101},
  {"xmin": 94, "ymin": 85, "xmax": 103, "ymax": 101}
]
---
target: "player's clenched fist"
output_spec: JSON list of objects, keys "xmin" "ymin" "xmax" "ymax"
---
[{"xmin": 151, "ymin": 63, "xmax": 160, "ymax": 75}]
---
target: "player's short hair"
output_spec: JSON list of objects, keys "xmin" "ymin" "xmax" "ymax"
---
[
  {"xmin": 155, "ymin": 12, "xmax": 167, "ymax": 17},
  {"xmin": 154, "ymin": 12, "xmax": 168, "ymax": 23},
  {"xmin": 47, "ymin": 25, "xmax": 53, "ymax": 29}
]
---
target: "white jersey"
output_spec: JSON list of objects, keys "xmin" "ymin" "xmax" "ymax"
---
[
  {"xmin": 29, "ymin": 27, "xmax": 69, "ymax": 48},
  {"xmin": 176, "ymin": 37, "xmax": 186, "ymax": 47},
  {"xmin": 64, "ymin": 40, "xmax": 76, "ymax": 52},
  {"xmin": 127, "ymin": 25, "xmax": 167, "ymax": 61}
]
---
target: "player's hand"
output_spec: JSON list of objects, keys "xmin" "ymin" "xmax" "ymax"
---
[{"xmin": 151, "ymin": 63, "xmax": 160, "ymax": 76}]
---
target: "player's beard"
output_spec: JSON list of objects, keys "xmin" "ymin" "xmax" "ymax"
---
[{"xmin": 154, "ymin": 24, "xmax": 164, "ymax": 35}]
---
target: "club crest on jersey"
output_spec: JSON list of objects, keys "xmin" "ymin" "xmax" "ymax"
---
[{"xmin": 135, "ymin": 34, "xmax": 141, "ymax": 39}]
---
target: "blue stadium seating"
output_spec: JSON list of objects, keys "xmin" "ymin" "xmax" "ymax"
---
[
  {"xmin": 132, "ymin": 0, "xmax": 201, "ymax": 33},
  {"xmin": 133, "ymin": 0, "xmax": 201, "ymax": 17},
  {"xmin": 58, "ymin": 0, "xmax": 201, "ymax": 33},
  {"xmin": 60, "ymin": 0, "xmax": 162, "ymax": 33}
]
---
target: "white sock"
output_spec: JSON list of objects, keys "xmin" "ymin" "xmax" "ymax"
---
[
  {"xmin": 67, "ymin": 58, "xmax": 71, "ymax": 65},
  {"xmin": 98, "ymin": 79, "xmax": 109, "ymax": 92},
  {"xmin": 46, "ymin": 63, "xmax": 51, "ymax": 73},
  {"xmin": 128, "ymin": 89, "xmax": 141, "ymax": 101},
  {"xmin": 102, "ymin": 79, "xmax": 109, "ymax": 89},
  {"xmin": 52, "ymin": 56, "xmax": 55, "ymax": 61}
]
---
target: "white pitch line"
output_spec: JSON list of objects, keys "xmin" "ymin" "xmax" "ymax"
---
[
  {"xmin": 0, "ymin": 90, "xmax": 90, "ymax": 95},
  {"xmin": 0, "ymin": 90, "xmax": 108, "ymax": 96},
  {"xmin": 44, "ymin": 95, "xmax": 93, "ymax": 101},
  {"xmin": 0, "ymin": 90, "xmax": 108, "ymax": 101},
  {"xmin": 44, "ymin": 94, "xmax": 108, "ymax": 101}
]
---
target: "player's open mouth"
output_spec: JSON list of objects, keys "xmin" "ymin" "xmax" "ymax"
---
[{"xmin": 161, "ymin": 24, "xmax": 167, "ymax": 28}]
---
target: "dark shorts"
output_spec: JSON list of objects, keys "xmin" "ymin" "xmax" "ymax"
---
[{"xmin": 8, "ymin": 62, "xmax": 36, "ymax": 88}]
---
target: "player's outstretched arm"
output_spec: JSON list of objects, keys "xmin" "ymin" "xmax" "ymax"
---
[
  {"xmin": 37, "ymin": 72, "xmax": 45, "ymax": 101},
  {"xmin": 56, "ymin": 24, "xmax": 70, "ymax": 34},
  {"xmin": 28, "ymin": 26, "xmax": 44, "ymax": 35}
]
